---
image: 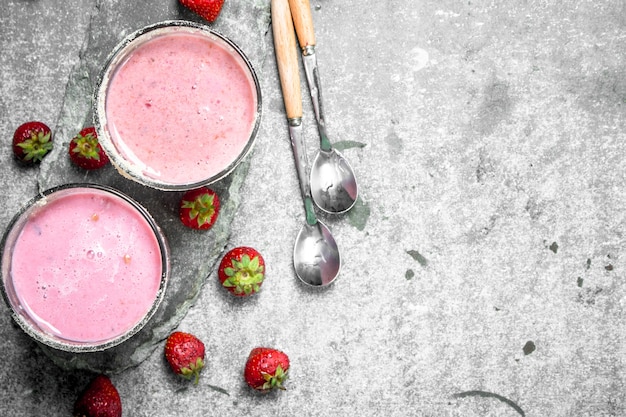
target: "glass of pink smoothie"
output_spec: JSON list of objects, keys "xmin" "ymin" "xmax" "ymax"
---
[
  {"xmin": 0, "ymin": 184, "xmax": 169, "ymax": 352},
  {"xmin": 94, "ymin": 20, "xmax": 262, "ymax": 190}
]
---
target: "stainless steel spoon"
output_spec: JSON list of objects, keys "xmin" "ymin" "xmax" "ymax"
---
[
  {"xmin": 272, "ymin": 0, "xmax": 341, "ymax": 286},
  {"xmin": 288, "ymin": 0, "xmax": 359, "ymax": 214}
]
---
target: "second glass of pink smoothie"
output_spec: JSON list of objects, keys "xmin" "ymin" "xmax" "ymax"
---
[
  {"xmin": 0, "ymin": 184, "xmax": 170, "ymax": 352},
  {"xmin": 94, "ymin": 21, "xmax": 262, "ymax": 190}
]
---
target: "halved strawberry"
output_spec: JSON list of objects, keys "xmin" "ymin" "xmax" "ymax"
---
[
  {"xmin": 244, "ymin": 347, "xmax": 290, "ymax": 392},
  {"xmin": 179, "ymin": 187, "xmax": 220, "ymax": 230},
  {"xmin": 12, "ymin": 121, "xmax": 53, "ymax": 164},
  {"xmin": 69, "ymin": 126, "xmax": 110, "ymax": 170},
  {"xmin": 73, "ymin": 374, "xmax": 122, "ymax": 417},
  {"xmin": 164, "ymin": 331, "xmax": 206, "ymax": 384},
  {"xmin": 218, "ymin": 246, "xmax": 265, "ymax": 296},
  {"xmin": 179, "ymin": 0, "xmax": 225, "ymax": 22}
]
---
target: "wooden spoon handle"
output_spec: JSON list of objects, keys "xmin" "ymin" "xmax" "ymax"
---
[
  {"xmin": 288, "ymin": 0, "xmax": 316, "ymax": 50},
  {"xmin": 272, "ymin": 0, "xmax": 302, "ymax": 120}
]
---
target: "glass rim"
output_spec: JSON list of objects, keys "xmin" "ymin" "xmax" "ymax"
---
[
  {"xmin": 93, "ymin": 20, "xmax": 263, "ymax": 191},
  {"xmin": 0, "ymin": 183, "xmax": 170, "ymax": 353}
]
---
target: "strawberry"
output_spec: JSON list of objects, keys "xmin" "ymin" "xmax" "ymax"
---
[
  {"xmin": 179, "ymin": 0, "xmax": 225, "ymax": 22},
  {"xmin": 73, "ymin": 374, "xmax": 122, "ymax": 417},
  {"xmin": 164, "ymin": 331, "xmax": 206, "ymax": 384},
  {"xmin": 69, "ymin": 126, "xmax": 110, "ymax": 170},
  {"xmin": 218, "ymin": 246, "xmax": 265, "ymax": 296},
  {"xmin": 244, "ymin": 347, "xmax": 290, "ymax": 392},
  {"xmin": 179, "ymin": 187, "xmax": 220, "ymax": 230},
  {"xmin": 12, "ymin": 121, "xmax": 53, "ymax": 164}
]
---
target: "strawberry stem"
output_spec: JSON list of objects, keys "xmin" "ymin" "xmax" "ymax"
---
[
  {"xmin": 18, "ymin": 130, "xmax": 52, "ymax": 162},
  {"xmin": 261, "ymin": 365, "xmax": 288, "ymax": 391},
  {"xmin": 72, "ymin": 132, "xmax": 101, "ymax": 160},
  {"xmin": 180, "ymin": 357, "xmax": 205, "ymax": 385},
  {"xmin": 222, "ymin": 255, "xmax": 264, "ymax": 295},
  {"xmin": 182, "ymin": 193, "xmax": 216, "ymax": 227}
]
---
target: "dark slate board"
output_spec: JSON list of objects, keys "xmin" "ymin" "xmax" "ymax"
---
[{"xmin": 33, "ymin": 0, "xmax": 271, "ymax": 373}]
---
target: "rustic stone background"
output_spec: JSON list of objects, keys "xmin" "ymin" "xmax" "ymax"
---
[{"xmin": 1, "ymin": 0, "xmax": 624, "ymax": 416}]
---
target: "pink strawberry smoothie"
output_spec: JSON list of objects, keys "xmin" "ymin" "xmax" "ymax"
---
[
  {"xmin": 104, "ymin": 29, "xmax": 258, "ymax": 187},
  {"xmin": 8, "ymin": 187, "xmax": 164, "ymax": 345}
]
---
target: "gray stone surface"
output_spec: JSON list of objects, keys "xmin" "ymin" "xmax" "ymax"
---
[{"xmin": 1, "ymin": 0, "xmax": 625, "ymax": 416}]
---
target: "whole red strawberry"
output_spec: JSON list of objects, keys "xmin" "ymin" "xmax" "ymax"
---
[
  {"xmin": 73, "ymin": 374, "xmax": 122, "ymax": 417},
  {"xmin": 244, "ymin": 347, "xmax": 290, "ymax": 392},
  {"xmin": 165, "ymin": 331, "xmax": 206, "ymax": 384},
  {"xmin": 218, "ymin": 246, "xmax": 265, "ymax": 296},
  {"xmin": 179, "ymin": 187, "xmax": 220, "ymax": 230},
  {"xmin": 179, "ymin": 0, "xmax": 224, "ymax": 22},
  {"xmin": 12, "ymin": 121, "xmax": 53, "ymax": 164},
  {"xmin": 69, "ymin": 126, "xmax": 110, "ymax": 170}
]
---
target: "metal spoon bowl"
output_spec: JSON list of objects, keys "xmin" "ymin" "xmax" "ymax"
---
[
  {"xmin": 294, "ymin": 220, "xmax": 340, "ymax": 286},
  {"xmin": 290, "ymin": 0, "xmax": 359, "ymax": 214},
  {"xmin": 310, "ymin": 147, "xmax": 358, "ymax": 214}
]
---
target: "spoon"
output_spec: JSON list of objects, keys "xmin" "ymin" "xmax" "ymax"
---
[
  {"xmin": 272, "ymin": 0, "xmax": 341, "ymax": 286},
  {"xmin": 288, "ymin": 0, "xmax": 359, "ymax": 214}
]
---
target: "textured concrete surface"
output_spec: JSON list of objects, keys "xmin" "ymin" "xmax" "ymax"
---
[{"xmin": 1, "ymin": 0, "xmax": 625, "ymax": 416}]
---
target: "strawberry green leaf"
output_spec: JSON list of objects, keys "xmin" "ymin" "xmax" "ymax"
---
[
  {"xmin": 18, "ymin": 131, "xmax": 53, "ymax": 162},
  {"xmin": 182, "ymin": 193, "xmax": 216, "ymax": 227},
  {"xmin": 180, "ymin": 357, "xmax": 205, "ymax": 385},
  {"xmin": 72, "ymin": 132, "xmax": 102, "ymax": 160},
  {"xmin": 261, "ymin": 365, "xmax": 287, "ymax": 391},
  {"xmin": 221, "ymin": 254, "xmax": 264, "ymax": 295}
]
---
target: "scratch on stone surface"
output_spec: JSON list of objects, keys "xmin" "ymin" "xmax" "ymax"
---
[
  {"xmin": 475, "ymin": 150, "xmax": 494, "ymax": 183},
  {"xmin": 577, "ymin": 286, "xmax": 603, "ymax": 306},
  {"xmin": 473, "ymin": 78, "xmax": 512, "ymax": 137},
  {"xmin": 524, "ymin": 196, "xmax": 543, "ymax": 221},
  {"xmin": 385, "ymin": 127, "xmax": 403, "ymax": 155},
  {"xmin": 453, "ymin": 390, "xmax": 525, "ymax": 416},
  {"xmin": 207, "ymin": 385, "xmax": 230, "ymax": 396},
  {"xmin": 475, "ymin": 214, "xmax": 497, "ymax": 237},
  {"xmin": 406, "ymin": 250, "xmax": 428, "ymax": 267},
  {"xmin": 549, "ymin": 241, "xmax": 558, "ymax": 253},
  {"xmin": 604, "ymin": 254, "xmax": 614, "ymax": 271},
  {"xmin": 523, "ymin": 340, "xmax": 536, "ymax": 355}
]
